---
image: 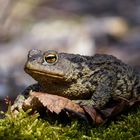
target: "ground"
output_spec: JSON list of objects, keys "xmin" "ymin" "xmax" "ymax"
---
[{"xmin": 0, "ymin": 106, "xmax": 140, "ymax": 140}]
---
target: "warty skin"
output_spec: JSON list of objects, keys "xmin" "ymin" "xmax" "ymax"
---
[{"xmin": 22, "ymin": 49, "xmax": 140, "ymax": 109}]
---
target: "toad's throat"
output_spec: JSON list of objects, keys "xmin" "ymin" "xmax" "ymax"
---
[{"xmin": 24, "ymin": 68, "xmax": 64, "ymax": 80}]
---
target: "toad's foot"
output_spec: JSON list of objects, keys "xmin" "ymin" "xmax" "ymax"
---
[{"xmin": 11, "ymin": 95, "xmax": 26, "ymax": 112}]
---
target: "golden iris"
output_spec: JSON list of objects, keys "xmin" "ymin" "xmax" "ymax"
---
[{"xmin": 44, "ymin": 53, "xmax": 58, "ymax": 64}]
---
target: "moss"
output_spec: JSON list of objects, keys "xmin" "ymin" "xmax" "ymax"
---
[{"xmin": 0, "ymin": 106, "xmax": 140, "ymax": 140}]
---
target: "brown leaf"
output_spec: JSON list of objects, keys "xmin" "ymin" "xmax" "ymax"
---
[
  {"xmin": 23, "ymin": 91, "xmax": 85, "ymax": 115},
  {"xmin": 22, "ymin": 92, "xmax": 140, "ymax": 124},
  {"xmin": 100, "ymin": 96, "xmax": 140, "ymax": 119},
  {"xmin": 101, "ymin": 99, "xmax": 129, "ymax": 118},
  {"xmin": 82, "ymin": 106, "xmax": 104, "ymax": 124}
]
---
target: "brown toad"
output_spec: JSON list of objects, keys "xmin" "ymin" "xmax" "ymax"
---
[{"xmin": 13, "ymin": 49, "xmax": 139, "ymax": 111}]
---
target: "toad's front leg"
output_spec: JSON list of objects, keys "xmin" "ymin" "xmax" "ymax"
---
[{"xmin": 11, "ymin": 83, "xmax": 41, "ymax": 111}]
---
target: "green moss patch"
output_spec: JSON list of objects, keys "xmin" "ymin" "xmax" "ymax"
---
[{"xmin": 0, "ymin": 107, "xmax": 140, "ymax": 140}]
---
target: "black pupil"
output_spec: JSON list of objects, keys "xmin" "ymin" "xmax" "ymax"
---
[{"xmin": 45, "ymin": 55, "xmax": 57, "ymax": 63}]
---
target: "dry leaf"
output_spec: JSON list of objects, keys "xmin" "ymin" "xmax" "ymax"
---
[
  {"xmin": 22, "ymin": 91, "xmax": 106, "ymax": 124},
  {"xmin": 23, "ymin": 91, "xmax": 85, "ymax": 114},
  {"xmin": 82, "ymin": 106, "xmax": 104, "ymax": 124},
  {"xmin": 21, "ymin": 92, "xmax": 140, "ymax": 124}
]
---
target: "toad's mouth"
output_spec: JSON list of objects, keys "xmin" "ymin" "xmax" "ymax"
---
[{"xmin": 24, "ymin": 68, "xmax": 65, "ymax": 80}]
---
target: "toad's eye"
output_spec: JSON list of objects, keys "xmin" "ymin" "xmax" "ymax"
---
[{"xmin": 44, "ymin": 53, "xmax": 58, "ymax": 64}]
